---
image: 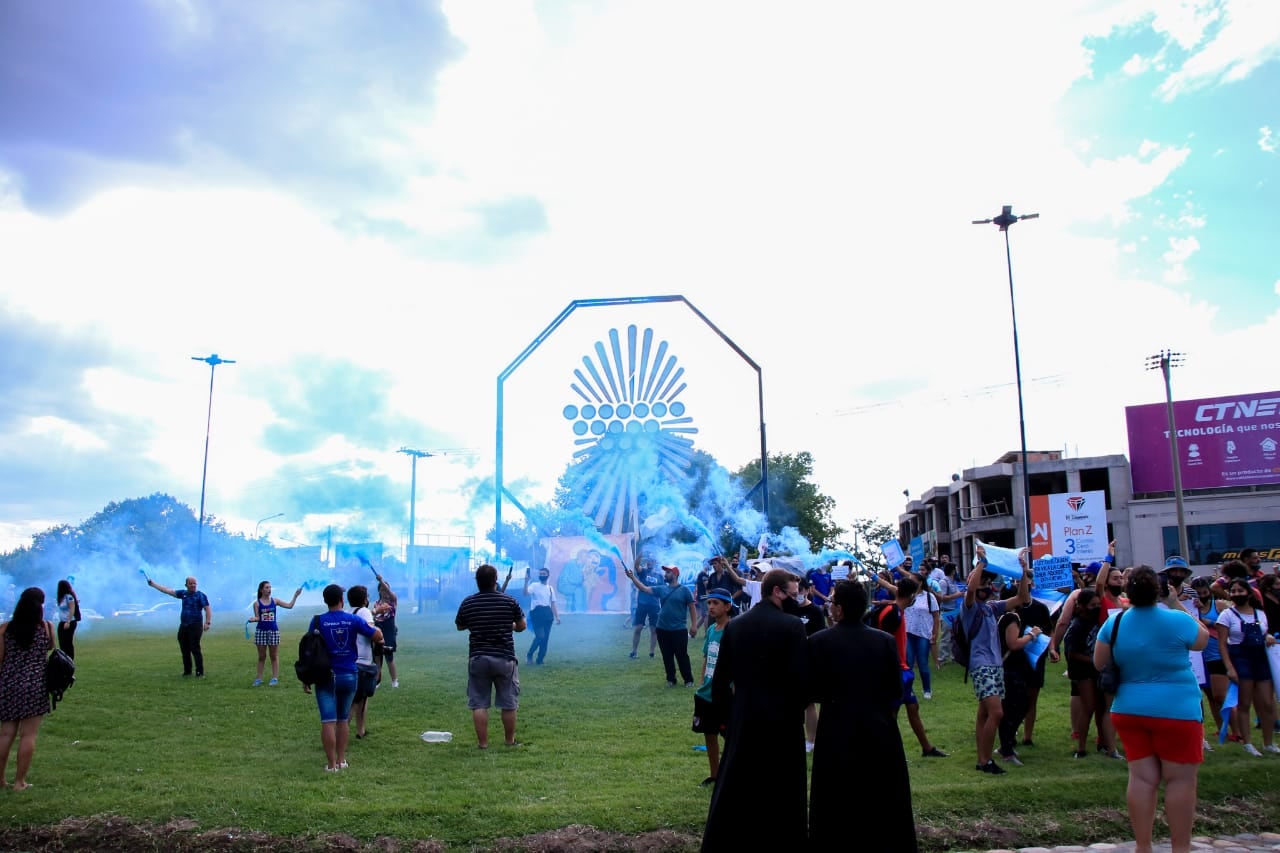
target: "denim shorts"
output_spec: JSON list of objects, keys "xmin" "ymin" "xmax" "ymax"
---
[{"xmin": 314, "ymin": 671, "xmax": 358, "ymax": 723}]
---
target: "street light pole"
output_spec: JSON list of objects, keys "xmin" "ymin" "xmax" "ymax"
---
[
  {"xmin": 255, "ymin": 512, "xmax": 284, "ymax": 539},
  {"xmin": 973, "ymin": 205, "xmax": 1039, "ymax": 554},
  {"xmin": 1145, "ymin": 351, "xmax": 1190, "ymax": 560},
  {"xmin": 192, "ymin": 353, "xmax": 236, "ymax": 567}
]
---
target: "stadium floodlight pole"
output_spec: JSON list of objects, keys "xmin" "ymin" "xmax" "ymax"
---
[
  {"xmin": 192, "ymin": 353, "xmax": 236, "ymax": 567},
  {"xmin": 399, "ymin": 448, "xmax": 435, "ymax": 560},
  {"xmin": 972, "ymin": 205, "xmax": 1039, "ymax": 554},
  {"xmin": 1145, "ymin": 351, "xmax": 1190, "ymax": 561},
  {"xmin": 254, "ymin": 513, "xmax": 284, "ymax": 538}
]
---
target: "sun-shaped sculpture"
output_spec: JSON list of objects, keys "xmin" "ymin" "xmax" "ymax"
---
[{"xmin": 561, "ymin": 324, "xmax": 698, "ymax": 534}]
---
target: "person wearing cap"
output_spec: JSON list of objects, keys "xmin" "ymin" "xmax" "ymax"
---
[
  {"xmin": 701, "ymin": 569, "xmax": 808, "ymax": 851},
  {"xmin": 522, "ymin": 567, "xmax": 560, "ymax": 666},
  {"xmin": 1160, "ymin": 556, "xmax": 1195, "ymax": 610},
  {"xmin": 623, "ymin": 560, "xmax": 697, "ymax": 687},
  {"xmin": 692, "ymin": 589, "xmax": 736, "ymax": 787}
]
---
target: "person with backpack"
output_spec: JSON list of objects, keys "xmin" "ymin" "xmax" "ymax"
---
[
  {"xmin": 0, "ymin": 587, "xmax": 54, "ymax": 791},
  {"xmin": 302, "ymin": 584, "xmax": 383, "ymax": 772},
  {"xmin": 865, "ymin": 575, "xmax": 949, "ymax": 759},
  {"xmin": 961, "ymin": 544, "xmax": 1032, "ymax": 775},
  {"xmin": 55, "ymin": 579, "xmax": 81, "ymax": 660}
]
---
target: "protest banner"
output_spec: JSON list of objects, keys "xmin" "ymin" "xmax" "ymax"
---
[
  {"xmin": 1032, "ymin": 555, "xmax": 1073, "ymax": 591},
  {"xmin": 880, "ymin": 540, "xmax": 906, "ymax": 569}
]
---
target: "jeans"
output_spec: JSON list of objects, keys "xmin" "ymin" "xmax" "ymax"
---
[
  {"xmin": 177, "ymin": 622, "xmax": 204, "ymax": 675},
  {"xmin": 905, "ymin": 633, "xmax": 932, "ymax": 693},
  {"xmin": 314, "ymin": 671, "xmax": 359, "ymax": 723},
  {"xmin": 656, "ymin": 628, "xmax": 694, "ymax": 685},
  {"xmin": 527, "ymin": 606, "xmax": 554, "ymax": 664}
]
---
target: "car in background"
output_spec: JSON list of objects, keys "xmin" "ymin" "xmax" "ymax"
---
[
  {"xmin": 79, "ymin": 607, "xmax": 105, "ymax": 621},
  {"xmin": 112, "ymin": 603, "xmax": 147, "ymax": 617}
]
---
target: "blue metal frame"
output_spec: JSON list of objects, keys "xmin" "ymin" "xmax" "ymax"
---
[{"xmin": 495, "ymin": 295, "xmax": 768, "ymax": 555}]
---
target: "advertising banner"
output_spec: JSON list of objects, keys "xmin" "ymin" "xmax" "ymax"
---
[
  {"xmin": 538, "ymin": 534, "xmax": 635, "ymax": 614},
  {"xmin": 1127, "ymin": 390, "xmax": 1280, "ymax": 492},
  {"xmin": 1030, "ymin": 491, "xmax": 1108, "ymax": 562}
]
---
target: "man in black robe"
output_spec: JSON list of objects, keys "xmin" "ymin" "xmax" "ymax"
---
[
  {"xmin": 701, "ymin": 569, "xmax": 808, "ymax": 851},
  {"xmin": 807, "ymin": 579, "xmax": 917, "ymax": 850}
]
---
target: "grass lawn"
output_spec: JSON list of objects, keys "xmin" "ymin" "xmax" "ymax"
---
[{"xmin": 4, "ymin": 608, "xmax": 1280, "ymax": 851}]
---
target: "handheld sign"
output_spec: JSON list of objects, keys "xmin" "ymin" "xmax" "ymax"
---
[
  {"xmin": 880, "ymin": 540, "xmax": 906, "ymax": 570},
  {"xmin": 1032, "ymin": 555, "xmax": 1073, "ymax": 591},
  {"xmin": 975, "ymin": 541, "xmax": 1025, "ymax": 582},
  {"xmin": 1024, "ymin": 629, "xmax": 1050, "ymax": 669}
]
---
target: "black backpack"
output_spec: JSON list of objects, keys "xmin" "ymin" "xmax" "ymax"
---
[
  {"xmin": 863, "ymin": 603, "xmax": 894, "ymax": 630},
  {"xmin": 294, "ymin": 616, "xmax": 332, "ymax": 686},
  {"xmin": 46, "ymin": 648, "xmax": 76, "ymax": 711},
  {"xmin": 951, "ymin": 608, "xmax": 975, "ymax": 680}
]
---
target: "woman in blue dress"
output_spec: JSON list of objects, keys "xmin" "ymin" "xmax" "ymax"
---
[{"xmin": 250, "ymin": 580, "xmax": 301, "ymax": 686}]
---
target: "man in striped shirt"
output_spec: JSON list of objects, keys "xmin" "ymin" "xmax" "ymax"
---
[{"xmin": 455, "ymin": 564, "xmax": 527, "ymax": 748}]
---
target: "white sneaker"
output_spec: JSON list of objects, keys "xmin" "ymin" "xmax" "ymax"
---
[
  {"xmin": 392, "ymin": 679, "xmax": 400, "ymax": 688},
  {"xmin": 1203, "ymin": 739, "xmax": 1214, "ymax": 752},
  {"xmin": 1264, "ymin": 744, "xmax": 1280, "ymax": 755},
  {"xmin": 923, "ymin": 691, "xmax": 932, "ymax": 700},
  {"xmin": 1243, "ymin": 743, "xmax": 1263, "ymax": 757}
]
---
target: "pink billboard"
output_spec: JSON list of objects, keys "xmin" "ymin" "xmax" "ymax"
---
[{"xmin": 1126, "ymin": 390, "xmax": 1280, "ymax": 492}]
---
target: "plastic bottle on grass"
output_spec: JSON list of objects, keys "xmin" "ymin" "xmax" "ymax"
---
[{"xmin": 420, "ymin": 731, "xmax": 453, "ymax": 743}]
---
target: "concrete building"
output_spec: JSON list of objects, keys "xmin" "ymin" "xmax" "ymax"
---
[{"xmin": 899, "ymin": 451, "xmax": 1280, "ymax": 572}]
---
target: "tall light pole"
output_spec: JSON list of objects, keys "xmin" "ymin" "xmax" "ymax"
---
[
  {"xmin": 398, "ymin": 447, "xmax": 434, "ymax": 559},
  {"xmin": 1146, "ymin": 351, "xmax": 1190, "ymax": 561},
  {"xmin": 192, "ymin": 353, "xmax": 235, "ymax": 567},
  {"xmin": 973, "ymin": 205, "xmax": 1039, "ymax": 554},
  {"xmin": 254, "ymin": 512, "xmax": 284, "ymax": 538}
]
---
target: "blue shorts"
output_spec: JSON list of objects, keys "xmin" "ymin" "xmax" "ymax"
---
[
  {"xmin": 633, "ymin": 605, "xmax": 659, "ymax": 628},
  {"xmin": 314, "ymin": 671, "xmax": 358, "ymax": 723},
  {"xmin": 971, "ymin": 665, "xmax": 1005, "ymax": 701}
]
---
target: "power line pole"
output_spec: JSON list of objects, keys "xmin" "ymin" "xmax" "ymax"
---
[{"xmin": 1146, "ymin": 351, "xmax": 1190, "ymax": 560}]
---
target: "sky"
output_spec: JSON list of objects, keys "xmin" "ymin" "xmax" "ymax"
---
[{"xmin": 1, "ymin": 0, "xmax": 1277, "ymax": 560}]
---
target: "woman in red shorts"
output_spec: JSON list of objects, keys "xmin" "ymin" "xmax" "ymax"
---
[{"xmin": 1094, "ymin": 565, "xmax": 1208, "ymax": 853}]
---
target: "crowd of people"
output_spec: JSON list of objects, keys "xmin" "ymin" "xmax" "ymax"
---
[{"xmin": 4, "ymin": 543, "xmax": 1277, "ymax": 853}]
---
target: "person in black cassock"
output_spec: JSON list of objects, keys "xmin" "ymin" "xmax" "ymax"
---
[
  {"xmin": 807, "ymin": 579, "xmax": 917, "ymax": 850},
  {"xmin": 701, "ymin": 569, "xmax": 809, "ymax": 851}
]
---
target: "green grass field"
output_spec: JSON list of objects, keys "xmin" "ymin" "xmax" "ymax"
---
[{"xmin": 4, "ymin": 609, "xmax": 1280, "ymax": 851}]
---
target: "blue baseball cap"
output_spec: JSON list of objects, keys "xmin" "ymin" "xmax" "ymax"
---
[
  {"xmin": 1082, "ymin": 561, "xmax": 1103, "ymax": 576},
  {"xmin": 1164, "ymin": 555, "xmax": 1190, "ymax": 571},
  {"xmin": 706, "ymin": 590, "xmax": 734, "ymax": 604}
]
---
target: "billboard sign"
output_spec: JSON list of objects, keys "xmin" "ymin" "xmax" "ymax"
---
[
  {"xmin": 1030, "ymin": 490, "xmax": 1108, "ymax": 562},
  {"xmin": 1127, "ymin": 391, "xmax": 1280, "ymax": 492}
]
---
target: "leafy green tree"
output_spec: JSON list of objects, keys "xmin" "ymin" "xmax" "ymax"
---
[
  {"xmin": 735, "ymin": 451, "xmax": 844, "ymax": 552},
  {"xmin": 841, "ymin": 517, "xmax": 899, "ymax": 572}
]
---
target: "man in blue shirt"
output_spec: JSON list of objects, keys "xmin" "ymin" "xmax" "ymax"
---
[
  {"xmin": 625, "ymin": 561, "xmax": 697, "ymax": 686},
  {"xmin": 146, "ymin": 575, "xmax": 212, "ymax": 677},
  {"xmin": 629, "ymin": 557, "xmax": 663, "ymax": 659},
  {"xmin": 306, "ymin": 584, "xmax": 382, "ymax": 772}
]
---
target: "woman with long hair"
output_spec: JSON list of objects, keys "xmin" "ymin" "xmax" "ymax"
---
[
  {"xmin": 55, "ymin": 579, "xmax": 81, "ymax": 659},
  {"xmin": 347, "ymin": 586, "xmax": 378, "ymax": 740},
  {"xmin": 1217, "ymin": 577, "xmax": 1278, "ymax": 756},
  {"xmin": 249, "ymin": 580, "xmax": 301, "ymax": 686},
  {"xmin": 1095, "ymin": 566, "xmax": 1208, "ymax": 853},
  {"xmin": 1064, "ymin": 588, "xmax": 1110, "ymax": 759},
  {"xmin": 0, "ymin": 587, "xmax": 55, "ymax": 790}
]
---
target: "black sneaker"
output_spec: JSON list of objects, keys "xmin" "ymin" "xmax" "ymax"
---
[
  {"xmin": 922, "ymin": 747, "xmax": 949, "ymax": 758},
  {"xmin": 977, "ymin": 760, "xmax": 1006, "ymax": 775},
  {"xmin": 700, "ymin": 776, "xmax": 716, "ymax": 787}
]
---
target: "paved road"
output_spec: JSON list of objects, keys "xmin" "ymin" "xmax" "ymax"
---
[{"xmin": 977, "ymin": 832, "xmax": 1280, "ymax": 852}]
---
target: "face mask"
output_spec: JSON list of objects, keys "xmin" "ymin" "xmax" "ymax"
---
[
  {"xmin": 1108, "ymin": 585, "xmax": 1122, "ymax": 594},
  {"xmin": 975, "ymin": 588, "xmax": 993, "ymax": 601},
  {"xmin": 781, "ymin": 597, "xmax": 801, "ymax": 615},
  {"xmin": 539, "ymin": 574, "xmax": 550, "ymax": 582},
  {"xmin": 1231, "ymin": 594, "xmax": 1251, "ymax": 606}
]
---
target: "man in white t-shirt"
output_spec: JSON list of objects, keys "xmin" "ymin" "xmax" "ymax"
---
[{"xmin": 523, "ymin": 567, "xmax": 561, "ymax": 665}]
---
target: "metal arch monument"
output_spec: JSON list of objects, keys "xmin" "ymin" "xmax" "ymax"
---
[{"xmin": 494, "ymin": 295, "xmax": 769, "ymax": 556}]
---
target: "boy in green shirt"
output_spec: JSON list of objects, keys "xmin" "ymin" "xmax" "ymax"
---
[{"xmin": 692, "ymin": 590, "xmax": 735, "ymax": 786}]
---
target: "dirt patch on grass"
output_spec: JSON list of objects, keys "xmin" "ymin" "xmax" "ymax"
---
[{"xmin": 1, "ymin": 798, "xmax": 1276, "ymax": 852}]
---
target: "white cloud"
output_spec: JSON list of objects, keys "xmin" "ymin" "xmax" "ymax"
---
[
  {"xmin": 1261, "ymin": 126, "xmax": 1278, "ymax": 152},
  {"xmin": 1158, "ymin": 0, "xmax": 1280, "ymax": 99},
  {"xmin": 1162, "ymin": 234, "xmax": 1202, "ymax": 282},
  {"xmin": 1124, "ymin": 52, "xmax": 1152, "ymax": 74}
]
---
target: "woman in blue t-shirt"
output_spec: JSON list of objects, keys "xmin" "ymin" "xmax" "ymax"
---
[
  {"xmin": 1095, "ymin": 566, "xmax": 1208, "ymax": 853},
  {"xmin": 249, "ymin": 580, "xmax": 301, "ymax": 687}
]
